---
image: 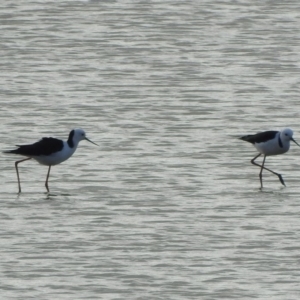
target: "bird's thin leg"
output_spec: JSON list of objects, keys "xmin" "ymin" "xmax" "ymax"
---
[
  {"xmin": 45, "ymin": 166, "xmax": 51, "ymax": 193},
  {"xmin": 259, "ymin": 155, "xmax": 266, "ymax": 189},
  {"xmin": 251, "ymin": 154, "xmax": 285, "ymax": 187},
  {"xmin": 15, "ymin": 157, "xmax": 32, "ymax": 193}
]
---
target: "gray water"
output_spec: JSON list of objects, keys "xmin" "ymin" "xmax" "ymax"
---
[{"xmin": 1, "ymin": 1, "xmax": 300, "ymax": 299}]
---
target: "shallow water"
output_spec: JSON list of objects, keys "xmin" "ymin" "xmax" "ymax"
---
[{"xmin": 1, "ymin": 1, "xmax": 300, "ymax": 299}]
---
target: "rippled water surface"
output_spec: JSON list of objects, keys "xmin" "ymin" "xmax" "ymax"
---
[{"xmin": 1, "ymin": 1, "xmax": 300, "ymax": 299}]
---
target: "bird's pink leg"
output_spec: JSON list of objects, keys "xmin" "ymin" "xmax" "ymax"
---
[{"xmin": 15, "ymin": 158, "xmax": 32, "ymax": 193}]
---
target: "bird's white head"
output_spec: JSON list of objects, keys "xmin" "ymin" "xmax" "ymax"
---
[
  {"xmin": 281, "ymin": 128, "xmax": 300, "ymax": 146},
  {"xmin": 68, "ymin": 129, "xmax": 98, "ymax": 147}
]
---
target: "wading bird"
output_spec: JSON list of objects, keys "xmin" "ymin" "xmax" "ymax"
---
[
  {"xmin": 4, "ymin": 129, "xmax": 97, "ymax": 193},
  {"xmin": 240, "ymin": 128, "xmax": 299, "ymax": 188}
]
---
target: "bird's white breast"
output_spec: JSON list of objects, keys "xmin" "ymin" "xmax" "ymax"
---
[
  {"xmin": 254, "ymin": 137, "xmax": 290, "ymax": 156},
  {"xmin": 32, "ymin": 142, "xmax": 78, "ymax": 166}
]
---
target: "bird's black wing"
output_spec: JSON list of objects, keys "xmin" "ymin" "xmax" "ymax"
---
[
  {"xmin": 5, "ymin": 138, "xmax": 64, "ymax": 156},
  {"xmin": 240, "ymin": 131, "xmax": 278, "ymax": 144}
]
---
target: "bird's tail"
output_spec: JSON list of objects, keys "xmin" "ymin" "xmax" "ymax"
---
[
  {"xmin": 239, "ymin": 135, "xmax": 254, "ymax": 143},
  {"xmin": 3, "ymin": 149, "xmax": 19, "ymax": 154}
]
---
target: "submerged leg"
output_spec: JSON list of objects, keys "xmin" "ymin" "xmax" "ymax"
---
[
  {"xmin": 15, "ymin": 158, "xmax": 32, "ymax": 193},
  {"xmin": 45, "ymin": 166, "xmax": 51, "ymax": 192},
  {"xmin": 251, "ymin": 154, "xmax": 285, "ymax": 187}
]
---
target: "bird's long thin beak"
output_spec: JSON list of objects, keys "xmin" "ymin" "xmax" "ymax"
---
[
  {"xmin": 85, "ymin": 137, "xmax": 98, "ymax": 146},
  {"xmin": 291, "ymin": 137, "xmax": 300, "ymax": 147}
]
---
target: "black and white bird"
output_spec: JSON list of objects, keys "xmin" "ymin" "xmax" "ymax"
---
[
  {"xmin": 240, "ymin": 128, "xmax": 299, "ymax": 188},
  {"xmin": 4, "ymin": 129, "xmax": 97, "ymax": 193}
]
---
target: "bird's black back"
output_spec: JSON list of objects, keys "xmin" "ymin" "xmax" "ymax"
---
[
  {"xmin": 240, "ymin": 131, "xmax": 278, "ymax": 144},
  {"xmin": 4, "ymin": 137, "xmax": 64, "ymax": 156}
]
